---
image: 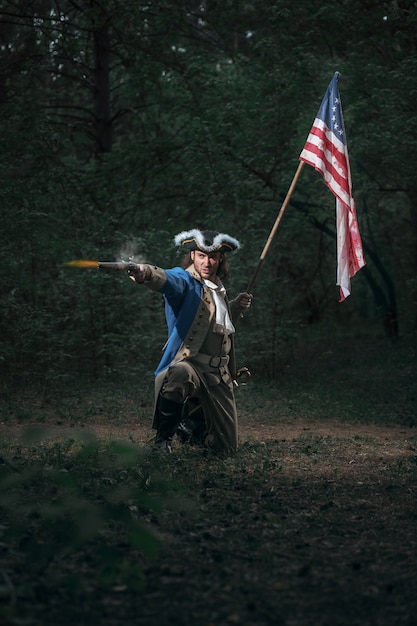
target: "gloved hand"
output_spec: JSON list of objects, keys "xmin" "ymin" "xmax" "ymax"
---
[
  {"xmin": 236, "ymin": 292, "xmax": 253, "ymax": 310},
  {"xmin": 128, "ymin": 264, "xmax": 150, "ymax": 284}
]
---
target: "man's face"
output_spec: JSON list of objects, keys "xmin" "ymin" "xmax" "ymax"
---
[{"xmin": 191, "ymin": 250, "xmax": 223, "ymax": 280}]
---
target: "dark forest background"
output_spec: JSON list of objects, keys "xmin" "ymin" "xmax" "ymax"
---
[{"xmin": 1, "ymin": 0, "xmax": 416, "ymax": 398}]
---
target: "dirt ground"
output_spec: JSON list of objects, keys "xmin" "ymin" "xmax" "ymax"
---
[
  {"xmin": 5, "ymin": 411, "xmax": 416, "ymax": 446},
  {"xmin": 2, "ymin": 410, "xmax": 417, "ymax": 626}
]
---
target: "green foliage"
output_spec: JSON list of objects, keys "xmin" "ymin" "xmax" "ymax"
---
[
  {"xmin": 2, "ymin": 427, "xmax": 417, "ymax": 625},
  {"xmin": 1, "ymin": 0, "xmax": 417, "ymax": 391},
  {"xmin": 0, "ymin": 432, "xmax": 188, "ymax": 600}
]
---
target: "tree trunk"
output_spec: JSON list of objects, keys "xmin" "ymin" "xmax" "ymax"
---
[{"xmin": 92, "ymin": 0, "xmax": 112, "ymax": 154}]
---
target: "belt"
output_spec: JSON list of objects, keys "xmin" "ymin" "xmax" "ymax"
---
[{"xmin": 191, "ymin": 354, "xmax": 229, "ymax": 368}]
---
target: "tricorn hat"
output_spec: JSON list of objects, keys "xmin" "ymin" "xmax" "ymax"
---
[{"xmin": 174, "ymin": 229, "xmax": 240, "ymax": 253}]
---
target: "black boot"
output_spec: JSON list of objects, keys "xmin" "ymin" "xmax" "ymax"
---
[
  {"xmin": 153, "ymin": 394, "xmax": 184, "ymax": 454},
  {"xmin": 176, "ymin": 399, "xmax": 207, "ymax": 446}
]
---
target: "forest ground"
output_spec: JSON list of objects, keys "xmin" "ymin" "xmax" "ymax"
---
[{"xmin": 1, "ymin": 336, "xmax": 417, "ymax": 626}]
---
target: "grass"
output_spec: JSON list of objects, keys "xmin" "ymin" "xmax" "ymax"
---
[
  {"xmin": 0, "ymin": 335, "xmax": 416, "ymax": 625},
  {"xmin": 2, "ymin": 424, "xmax": 416, "ymax": 625},
  {"xmin": 237, "ymin": 333, "xmax": 417, "ymax": 427},
  {"xmin": 2, "ymin": 333, "xmax": 415, "ymax": 429}
]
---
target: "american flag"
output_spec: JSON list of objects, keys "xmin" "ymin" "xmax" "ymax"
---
[{"xmin": 299, "ymin": 71, "xmax": 365, "ymax": 301}]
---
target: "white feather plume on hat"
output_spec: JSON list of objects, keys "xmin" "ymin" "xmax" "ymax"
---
[{"xmin": 174, "ymin": 229, "xmax": 240, "ymax": 253}]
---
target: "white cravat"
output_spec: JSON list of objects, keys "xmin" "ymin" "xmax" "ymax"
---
[{"xmin": 204, "ymin": 279, "xmax": 235, "ymax": 335}]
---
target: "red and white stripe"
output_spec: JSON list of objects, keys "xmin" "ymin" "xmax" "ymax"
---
[{"xmin": 300, "ymin": 118, "xmax": 365, "ymax": 301}]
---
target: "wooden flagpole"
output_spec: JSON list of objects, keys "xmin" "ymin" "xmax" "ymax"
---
[{"xmin": 246, "ymin": 161, "xmax": 305, "ymax": 294}]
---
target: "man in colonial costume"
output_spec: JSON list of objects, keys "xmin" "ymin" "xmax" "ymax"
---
[{"xmin": 130, "ymin": 228, "xmax": 252, "ymax": 453}]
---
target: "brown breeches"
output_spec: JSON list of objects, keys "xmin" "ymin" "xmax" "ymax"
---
[{"xmin": 156, "ymin": 360, "xmax": 238, "ymax": 451}]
